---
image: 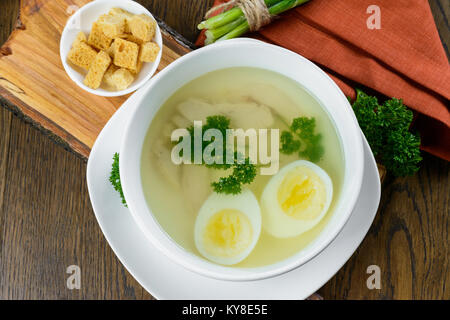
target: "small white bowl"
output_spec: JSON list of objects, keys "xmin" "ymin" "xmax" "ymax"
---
[
  {"xmin": 60, "ymin": 0, "xmax": 163, "ymax": 97},
  {"xmin": 120, "ymin": 39, "xmax": 364, "ymax": 281}
]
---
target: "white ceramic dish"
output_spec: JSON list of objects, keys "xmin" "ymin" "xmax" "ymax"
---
[
  {"xmin": 119, "ymin": 39, "xmax": 364, "ymax": 281},
  {"xmin": 60, "ymin": 0, "xmax": 163, "ymax": 97},
  {"xmin": 86, "ymin": 84, "xmax": 381, "ymax": 299}
]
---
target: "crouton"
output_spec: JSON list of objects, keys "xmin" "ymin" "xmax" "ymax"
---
[
  {"xmin": 109, "ymin": 7, "xmax": 134, "ymax": 18},
  {"xmin": 114, "ymin": 33, "xmax": 129, "ymax": 39},
  {"xmin": 103, "ymin": 64, "xmax": 119, "ymax": 88},
  {"xmin": 113, "ymin": 38, "xmax": 139, "ymax": 70},
  {"xmin": 106, "ymin": 40, "xmax": 116, "ymax": 58},
  {"xmin": 129, "ymin": 14, "xmax": 156, "ymax": 42},
  {"xmin": 84, "ymin": 51, "xmax": 111, "ymax": 89},
  {"xmin": 97, "ymin": 13, "xmax": 126, "ymax": 38},
  {"xmin": 129, "ymin": 58, "xmax": 143, "ymax": 75},
  {"xmin": 128, "ymin": 44, "xmax": 143, "ymax": 74},
  {"xmin": 88, "ymin": 21, "xmax": 113, "ymax": 50},
  {"xmin": 123, "ymin": 34, "xmax": 144, "ymax": 45},
  {"xmin": 110, "ymin": 68, "xmax": 135, "ymax": 90},
  {"xmin": 108, "ymin": 8, "xmax": 134, "ymax": 33},
  {"xmin": 140, "ymin": 42, "xmax": 160, "ymax": 62},
  {"xmin": 67, "ymin": 41, "xmax": 97, "ymax": 70},
  {"xmin": 74, "ymin": 31, "xmax": 87, "ymax": 46}
]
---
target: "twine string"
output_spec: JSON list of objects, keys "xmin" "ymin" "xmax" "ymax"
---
[{"xmin": 205, "ymin": 0, "xmax": 272, "ymax": 32}]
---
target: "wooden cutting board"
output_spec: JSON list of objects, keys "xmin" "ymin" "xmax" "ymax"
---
[{"xmin": 0, "ymin": 0, "xmax": 191, "ymax": 159}]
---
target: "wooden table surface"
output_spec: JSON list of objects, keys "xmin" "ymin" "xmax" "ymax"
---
[{"xmin": 0, "ymin": 0, "xmax": 448, "ymax": 300}]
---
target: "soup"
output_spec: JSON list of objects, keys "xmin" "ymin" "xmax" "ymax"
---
[{"xmin": 141, "ymin": 67, "xmax": 344, "ymax": 268}]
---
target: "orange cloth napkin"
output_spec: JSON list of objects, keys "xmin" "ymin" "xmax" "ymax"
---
[{"xmin": 197, "ymin": 0, "xmax": 450, "ymax": 161}]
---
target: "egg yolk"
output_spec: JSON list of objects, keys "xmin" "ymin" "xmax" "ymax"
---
[
  {"xmin": 203, "ymin": 209, "xmax": 253, "ymax": 258},
  {"xmin": 277, "ymin": 167, "xmax": 327, "ymax": 220}
]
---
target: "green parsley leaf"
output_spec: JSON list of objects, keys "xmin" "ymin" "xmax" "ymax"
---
[
  {"xmin": 352, "ymin": 89, "xmax": 422, "ymax": 176},
  {"xmin": 109, "ymin": 153, "xmax": 127, "ymax": 207},
  {"xmin": 183, "ymin": 115, "xmax": 257, "ymax": 194},
  {"xmin": 280, "ymin": 117, "xmax": 324, "ymax": 162},
  {"xmin": 280, "ymin": 131, "xmax": 301, "ymax": 155}
]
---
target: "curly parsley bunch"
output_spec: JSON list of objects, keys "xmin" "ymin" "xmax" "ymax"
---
[{"xmin": 352, "ymin": 89, "xmax": 422, "ymax": 176}]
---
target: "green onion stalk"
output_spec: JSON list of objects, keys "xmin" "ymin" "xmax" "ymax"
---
[{"xmin": 198, "ymin": 0, "xmax": 311, "ymax": 45}]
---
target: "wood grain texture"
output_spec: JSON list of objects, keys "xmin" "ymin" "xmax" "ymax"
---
[
  {"xmin": 0, "ymin": 0, "xmax": 190, "ymax": 160},
  {"xmin": 0, "ymin": 113, "xmax": 152, "ymax": 299},
  {"xmin": 137, "ymin": 0, "xmax": 215, "ymax": 43},
  {"xmin": 0, "ymin": 0, "xmax": 449, "ymax": 300},
  {"xmin": 428, "ymin": 0, "xmax": 449, "ymax": 58},
  {"xmin": 0, "ymin": 106, "xmax": 13, "ymax": 271},
  {"xmin": 0, "ymin": 0, "xmax": 19, "ymax": 45},
  {"xmin": 319, "ymin": 152, "xmax": 449, "ymax": 299}
]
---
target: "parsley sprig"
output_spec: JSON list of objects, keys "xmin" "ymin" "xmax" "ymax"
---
[
  {"xmin": 280, "ymin": 117, "xmax": 324, "ymax": 162},
  {"xmin": 184, "ymin": 115, "xmax": 257, "ymax": 195},
  {"xmin": 351, "ymin": 89, "xmax": 422, "ymax": 176},
  {"xmin": 211, "ymin": 157, "xmax": 257, "ymax": 195},
  {"xmin": 109, "ymin": 153, "xmax": 127, "ymax": 207}
]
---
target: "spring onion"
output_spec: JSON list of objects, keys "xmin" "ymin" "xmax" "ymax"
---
[{"xmin": 199, "ymin": 0, "xmax": 311, "ymax": 44}]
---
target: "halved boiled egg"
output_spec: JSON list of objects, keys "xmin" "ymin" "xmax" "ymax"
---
[
  {"xmin": 194, "ymin": 190, "xmax": 261, "ymax": 265},
  {"xmin": 261, "ymin": 160, "xmax": 333, "ymax": 238}
]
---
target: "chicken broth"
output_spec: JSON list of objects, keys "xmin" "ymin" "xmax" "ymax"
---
[{"xmin": 141, "ymin": 67, "xmax": 344, "ymax": 267}]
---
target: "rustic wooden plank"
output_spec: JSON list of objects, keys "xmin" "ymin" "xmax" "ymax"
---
[
  {"xmin": 0, "ymin": 103, "xmax": 12, "ymax": 209},
  {"xmin": 137, "ymin": 0, "xmax": 214, "ymax": 43},
  {"xmin": 0, "ymin": 0, "xmax": 17, "ymax": 282},
  {"xmin": 0, "ymin": 104, "xmax": 13, "ymax": 273},
  {"xmin": 428, "ymin": 0, "xmax": 449, "ymax": 58},
  {"xmin": 319, "ymin": 153, "xmax": 449, "ymax": 299},
  {"xmin": 0, "ymin": 0, "xmax": 19, "ymax": 44},
  {"xmin": 0, "ymin": 114, "xmax": 153, "ymax": 299}
]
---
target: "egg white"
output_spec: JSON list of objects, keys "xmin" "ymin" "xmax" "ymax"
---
[
  {"xmin": 261, "ymin": 160, "xmax": 333, "ymax": 238},
  {"xmin": 194, "ymin": 189, "xmax": 261, "ymax": 265}
]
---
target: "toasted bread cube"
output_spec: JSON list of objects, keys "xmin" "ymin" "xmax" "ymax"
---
[
  {"xmin": 129, "ymin": 59, "xmax": 143, "ymax": 75},
  {"xmin": 97, "ymin": 13, "xmax": 126, "ymax": 38},
  {"xmin": 106, "ymin": 40, "xmax": 116, "ymax": 58},
  {"xmin": 109, "ymin": 7, "xmax": 134, "ymax": 18},
  {"xmin": 103, "ymin": 64, "xmax": 119, "ymax": 89},
  {"xmin": 129, "ymin": 14, "xmax": 156, "ymax": 42},
  {"xmin": 108, "ymin": 34, "xmax": 141, "ymax": 59},
  {"xmin": 108, "ymin": 8, "xmax": 134, "ymax": 33},
  {"xmin": 88, "ymin": 21, "xmax": 113, "ymax": 50},
  {"xmin": 110, "ymin": 68, "xmax": 135, "ymax": 90},
  {"xmin": 140, "ymin": 42, "xmax": 160, "ymax": 62},
  {"xmin": 74, "ymin": 31, "xmax": 87, "ymax": 46},
  {"xmin": 129, "ymin": 45, "xmax": 143, "ymax": 74},
  {"xmin": 114, "ymin": 33, "xmax": 129, "ymax": 39},
  {"xmin": 123, "ymin": 34, "xmax": 144, "ymax": 45},
  {"xmin": 113, "ymin": 38, "xmax": 139, "ymax": 70},
  {"xmin": 112, "ymin": 33, "xmax": 140, "ymax": 43},
  {"xmin": 67, "ymin": 41, "xmax": 97, "ymax": 70},
  {"xmin": 84, "ymin": 51, "xmax": 111, "ymax": 89}
]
